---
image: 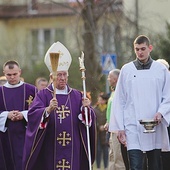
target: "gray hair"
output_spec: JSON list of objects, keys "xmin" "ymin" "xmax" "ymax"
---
[
  {"xmin": 156, "ymin": 59, "xmax": 169, "ymax": 69},
  {"xmin": 109, "ymin": 69, "xmax": 120, "ymax": 77}
]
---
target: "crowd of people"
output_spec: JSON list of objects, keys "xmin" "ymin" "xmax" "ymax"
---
[{"xmin": 0, "ymin": 35, "xmax": 170, "ymax": 170}]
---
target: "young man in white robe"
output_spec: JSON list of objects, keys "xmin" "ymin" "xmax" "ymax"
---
[{"xmin": 109, "ymin": 35, "xmax": 170, "ymax": 170}]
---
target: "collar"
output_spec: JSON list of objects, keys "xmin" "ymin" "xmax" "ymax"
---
[
  {"xmin": 133, "ymin": 56, "xmax": 153, "ymax": 70},
  {"xmin": 3, "ymin": 81, "xmax": 24, "ymax": 88},
  {"xmin": 50, "ymin": 84, "xmax": 68, "ymax": 94},
  {"xmin": 56, "ymin": 86, "xmax": 68, "ymax": 94}
]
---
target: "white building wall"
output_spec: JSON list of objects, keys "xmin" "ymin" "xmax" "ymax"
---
[{"xmin": 124, "ymin": 0, "xmax": 170, "ymax": 34}]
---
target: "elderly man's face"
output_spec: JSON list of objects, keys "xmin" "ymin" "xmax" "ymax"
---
[{"xmin": 52, "ymin": 71, "xmax": 68, "ymax": 90}]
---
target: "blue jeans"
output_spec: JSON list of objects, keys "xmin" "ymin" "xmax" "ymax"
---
[{"xmin": 128, "ymin": 149, "xmax": 161, "ymax": 170}]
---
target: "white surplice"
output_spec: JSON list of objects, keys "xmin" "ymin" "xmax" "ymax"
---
[{"xmin": 109, "ymin": 61, "xmax": 170, "ymax": 152}]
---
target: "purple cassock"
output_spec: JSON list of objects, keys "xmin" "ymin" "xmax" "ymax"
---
[
  {"xmin": 0, "ymin": 83, "xmax": 37, "ymax": 170},
  {"xmin": 22, "ymin": 84, "xmax": 96, "ymax": 170}
]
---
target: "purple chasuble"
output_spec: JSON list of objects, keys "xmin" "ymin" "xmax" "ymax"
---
[
  {"xmin": 0, "ymin": 83, "xmax": 37, "ymax": 170},
  {"xmin": 22, "ymin": 84, "xmax": 96, "ymax": 170}
]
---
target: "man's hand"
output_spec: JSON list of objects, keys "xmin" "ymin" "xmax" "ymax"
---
[
  {"xmin": 78, "ymin": 98, "xmax": 92, "ymax": 126},
  {"xmin": 154, "ymin": 112, "xmax": 163, "ymax": 124},
  {"xmin": 117, "ymin": 130, "xmax": 127, "ymax": 147},
  {"xmin": 46, "ymin": 98, "xmax": 58, "ymax": 113},
  {"xmin": 99, "ymin": 125, "xmax": 105, "ymax": 131},
  {"xmin": 8, "ymin": 110, "xmax": 23, "ymax": 121},
  {"xmin": 82, "ymin": 97, "xmax": 91, "ymax": 107},
  {"xmin": 104, "ymin": 122, "xmax": 109, "ymax": 131}
]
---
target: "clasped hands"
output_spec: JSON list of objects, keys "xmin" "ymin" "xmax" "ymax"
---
[{"xmin": 8, "ymin": 110, "xmax": 23, "ymax": 121}]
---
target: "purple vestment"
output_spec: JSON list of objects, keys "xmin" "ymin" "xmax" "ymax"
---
[
  {"xmin": 22, "ymin": 84, "xmax": 96, "ymax": 170},
  {"xmin": 0, "ymin": 83, "xmax": 37, "ymax": 170}
]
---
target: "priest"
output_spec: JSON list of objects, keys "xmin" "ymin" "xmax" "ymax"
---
[
  {"xmin": 0, "ymin": 60, "xmax": 37, "ymax": 170},
  {"xmin": 22, "ymin": 42, "xmax": 96, "ymax": 170}
]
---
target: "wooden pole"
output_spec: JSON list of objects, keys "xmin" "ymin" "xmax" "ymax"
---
[{"xmin": 50, "ymin": 52, "xmax": 60, "ymax": 98}]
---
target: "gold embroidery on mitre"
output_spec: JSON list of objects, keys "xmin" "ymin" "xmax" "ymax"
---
[
  {"xmin": 26, "ymin": 95, "xmax": 33, "ymax": 106},
  {"xmin": 58, "ymin": 50, "xmax": 64, "ymax": 57},
  {"xmin": 56, "ymin": 159, "xmax": 70, "ymax": 169},
  {"xmin": 57, "ymin": 131, "xmax": 71, "ymax": 146},
  {"xmin": 58, "ymin": 61, "xmax": 70, "ymax": 67}
]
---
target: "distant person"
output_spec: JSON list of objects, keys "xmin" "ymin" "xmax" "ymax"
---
[
  {"xmin": 104, "ymin": 69, "xmax": 128, "ymax": 170},
  {"xmin": 94, "ymin": 93, "xmax": 109, "ymax": 170},
  {"xmin": 20, "ymin": 77, "xmax": 25, "ymax": 82},
  {"xmin": 156, "ymin": 58, "xmax": 170, "ymax": 170},
  {"xmin": 0, "ymin": 76, "xmax": 7, "ymax": 86},
  {"xmin": 0, "ymin": 60, "xmax": 37, "ymax": 170},
  {"xmin": 22, "ymin": 41, "xmax": 96, "ymax": 170},
  {"xmin": 109, "ymin": 35, "xmax": 170, "ymax": 170},
  {"xmin": 156, "ymin": 58, "xmax": 169, "ymax": 70},
  {"xmin": 35, "ymin": 77, "xmax": 48, "ymax": 90}
]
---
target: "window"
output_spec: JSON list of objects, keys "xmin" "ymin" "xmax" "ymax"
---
[
  {"xmin": 44, "ymin": 29, "xmax": 51, "ymax": 53},
  {"xmin": 31, "ymin": 30, "xmax": 38, "ymax": 56},
  {"xmin": 30, "ymin": 28, "xmax": 65, "ymax": 59},
  {"xmin": 55, "ymin": 29, "xmax": 65, "ymax": 44}
]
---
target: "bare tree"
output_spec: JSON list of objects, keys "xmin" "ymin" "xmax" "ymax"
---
[{"xmin": 64, "ymin": 0, "xmax": 121, "ymax": 103}]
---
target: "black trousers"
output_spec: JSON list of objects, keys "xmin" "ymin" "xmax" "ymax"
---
[
  {"xmin": 161, "ymin": 125, "xmax": 170, "ymax": 170},
  {"xmin": 162, "ymin": 152, "xmax": 170, "ymax": 170},
  {"xmin": 128, "ymin": 149, "xmax": 162, "ymax": 170},
  {"xmin": 121, "ymin": 144, "xmax": 129, "ymax": 170}
]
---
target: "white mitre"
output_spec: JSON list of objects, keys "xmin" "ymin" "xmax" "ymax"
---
[{"xmin": 44, "ymin": 41, "xmax": 72, "ymax": 72}]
